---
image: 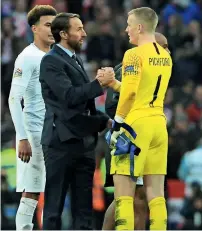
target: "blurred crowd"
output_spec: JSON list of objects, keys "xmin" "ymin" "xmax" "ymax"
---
[{"xmin": 1, "ymin": 0, "xmax": 202, "ymax": 229}]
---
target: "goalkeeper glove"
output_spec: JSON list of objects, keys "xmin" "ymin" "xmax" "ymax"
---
[{"xmin": 110, "ymin": 116, "xmax": 124, "ymax": 147}]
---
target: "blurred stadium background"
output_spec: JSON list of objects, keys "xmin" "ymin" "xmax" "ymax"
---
[{"xmin": 1, "ymin": 0, "xmax": 202, "ymax": 229}]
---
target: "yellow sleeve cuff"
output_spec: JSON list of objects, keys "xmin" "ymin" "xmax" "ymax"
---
[
  {"xmin": 114, "ymin": 115, "xmax": 124, "ymax": 123},
  {"xmin": 108, "ymin": 79, "xmax": 121, "ymax": 92}
]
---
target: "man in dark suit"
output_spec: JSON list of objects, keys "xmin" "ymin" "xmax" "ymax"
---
[{"xmin": 39, "ymin": 13, "xmax": 114, "ymax": 230}]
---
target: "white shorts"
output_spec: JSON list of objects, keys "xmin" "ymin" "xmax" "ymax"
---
[
  {"xmin": 16, "ymin": 131, "xmax": 45, "ymax": 192},
  {"xmin": 137, "ymin": 176, "xmax": 143, "ymax": 186}
]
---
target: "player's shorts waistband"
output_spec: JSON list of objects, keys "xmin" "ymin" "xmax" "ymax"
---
[{"xmin": 126, "ymin": 108, "xmax": 166, "ymax": 123}]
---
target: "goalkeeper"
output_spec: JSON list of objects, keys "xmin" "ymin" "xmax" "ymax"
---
[
  {"xmin": 101, "ymin": 32, "xmax": 170, "ymax": 230},
  {"xmin": 97, "ymin": 7, "xmax": 172, "ymax": 230}
]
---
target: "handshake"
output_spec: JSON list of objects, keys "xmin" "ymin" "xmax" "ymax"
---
[{"xmin": 96, "ymin": 67, "xmax": 116, "ymax": 87}]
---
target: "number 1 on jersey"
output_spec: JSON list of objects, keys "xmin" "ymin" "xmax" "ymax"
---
[{"xmin": 149, "ymin": 75, "xmax": 162, "ymax": 107}]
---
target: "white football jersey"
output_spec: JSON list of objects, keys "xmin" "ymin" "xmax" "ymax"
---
[{"xmin": 9, "ymin": 43, "xmax": 46, "ymax": 139}]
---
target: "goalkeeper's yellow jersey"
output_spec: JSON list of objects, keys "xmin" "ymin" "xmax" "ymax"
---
[{"xmin": 115, "ymin": 42, "xmax": 172, "ymax": 121}]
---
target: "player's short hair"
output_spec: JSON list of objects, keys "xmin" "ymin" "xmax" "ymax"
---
[
  {"xmin": 51, "ymin": 13, "xmax": 80, "ymax": 43},
  {"xmin": 128, "ymin": 7, "xmax": 158, "ymax": 33},
  {"xmin": 27, "ymin": 5, "xmax": 57, "ymax": 27}
]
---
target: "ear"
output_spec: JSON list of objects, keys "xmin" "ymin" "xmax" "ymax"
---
[
  {"xmin": 59, "ymin": 31, "xmax": 68, "ymax": 40},
  {"xmin": 138, "ymin": 24, "xmax": 143, "ymax": 34},
  {"xmin": 32, "ymin": 25, "xmax": 37, "ymax": 33}
]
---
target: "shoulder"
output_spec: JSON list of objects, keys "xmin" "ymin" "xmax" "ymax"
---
[
  {"xmin": 41, "ymin": 50, "xmax": 58, "ymax": 64},
  {"xmin": 123, "ymin": 47, "xmax": 142, "ymax": 65},
  {"xmin": 135, "ymin": 44, "xmax": 152, "ymax": 56},
  {"xmin": 125, "ymin": 47, "xmax": 142, "ymax": 57},
  {"xmin": 15, "ymin": 44, "xmax": 44, "ymax": 66},
  {"xmin": 15, "ymin": 45, "xmax": 34, "ymax": 63},
  {"xmin": 14, "ymin": 46, "xmax": 37, "ymax": 73},
  {"xmin": 124, "ymin": 47, "xmax": 137, "ymax": 56}
]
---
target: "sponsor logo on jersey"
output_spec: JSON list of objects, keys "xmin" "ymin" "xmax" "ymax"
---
[
  {"xmin": 13, "ymin": 68, "xmax": 22, "ymax": 78},
  {"xmin": 124, "ymin": 65, "xmax": 138, "ymax": 75},
  {"xmin": 125, "ymin": 65, "xmax": 134, "ymax": 72}
]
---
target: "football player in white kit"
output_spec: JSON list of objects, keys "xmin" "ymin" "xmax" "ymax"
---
[{"xmin": 8, "ymin": 5, "xmax": 57, "ymax": 230}]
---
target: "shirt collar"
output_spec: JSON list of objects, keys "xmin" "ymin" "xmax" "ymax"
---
[{"xmin": 56, "ymin": 44, "xmax": 75, "ymax": 57}]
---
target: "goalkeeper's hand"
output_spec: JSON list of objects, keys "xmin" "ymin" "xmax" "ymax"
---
[
  {"xmin": 110, "ymin": 116, "xmax": 124, "ymax": 148},
  {"xmin": 96, "ymin": 67, "xmax": 115, "ymax": 87}
]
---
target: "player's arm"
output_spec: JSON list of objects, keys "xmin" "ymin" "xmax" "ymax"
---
[
  {"xmin": 99, "ymin": 64, "xmax": 122, "ymax": 92},
  {"xmin": 9, "ymin": 85, "xmax": 27, "ymax": 140},
  {"xmin": 9, "ymin": 57, "xmax": 33, "ymax": 162},
  {"xmin": 40, "ymin": 55, "xmax": 104, "ymax": 107},
  {"xmin": 115, "ymin": 50, "xmax": 142, "ymax": 122},
  {"xmin": 8, "ymin": 57, "xmax": 33, "ymax": 140},
  {"xmin": 108, "ymin": 79, "xmax": 121, "ymax": 92}
]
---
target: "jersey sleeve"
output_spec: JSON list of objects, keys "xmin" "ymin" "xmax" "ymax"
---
[
  {"xmin": 109, "ymin": 79, "xmax": 121, "ymax": 92},
  {"xmin": 8, "ymin": 55, "xmax": 34, "ymax": 140},
  {"xmin": 11, "ymin": 55, "xmax": 34, "ymax": 87},
  {"xmin": 115, "ymin": 49, "xmax": 142, "ymax": 119}
]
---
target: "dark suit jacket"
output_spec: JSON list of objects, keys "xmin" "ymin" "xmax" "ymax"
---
[{"xmin": 39, "ymin": 45, "xmax": 109, "ymax": 145}]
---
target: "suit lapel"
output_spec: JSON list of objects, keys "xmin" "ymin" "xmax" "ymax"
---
[
  {"xmin": 53, "ymin": 45, "xmax": 89, "ymax": 82},
  {"xmin": 76, "ymin": 56, "xmax": 90, "ymax": 82}
]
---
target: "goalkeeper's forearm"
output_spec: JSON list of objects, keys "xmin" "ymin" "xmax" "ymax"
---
[{"xmin": 108, "ymin": 79, "xmax": 121, "ymax": 92}]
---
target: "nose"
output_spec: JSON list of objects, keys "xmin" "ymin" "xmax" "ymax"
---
[
  {"xmin": 125, "ymin": 26, "xmax": 129, "ymax": 33},
  {"xmin": 82, "ymin": 29, "xmax": 87, "ymax": 37}
]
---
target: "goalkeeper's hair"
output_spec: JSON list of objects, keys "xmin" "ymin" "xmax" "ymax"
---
[
  {"xmin": 128, "ymin": 7, "xmax": 158, "ymax": 33},
  {"xmin": 27, "ymin": 5, "xmax": 57, "ymax": 27}
]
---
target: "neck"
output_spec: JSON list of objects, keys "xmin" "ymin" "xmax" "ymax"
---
[
  {"xmin": 59, "ymin": 40, "xmax": 75, "ymax": 53},
  {"xmin": 137, "ymin": 33, "xmax": 156, "ymax": 46},
  {"xmin": 34, "ymin": 38, "xmax": 51, "ymax": 53}
]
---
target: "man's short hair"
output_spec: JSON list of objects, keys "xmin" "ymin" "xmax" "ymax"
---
[
  {"xmin": 128, "ymin": 7, "xmax": 158, "ymax": 33},
  {"xmin": 27, "ymin": 5, "xmax": 57, "ymax": 27},
  {"xmin": 51, "ymin": 13, "xmax": 80, "ymax": 43}
]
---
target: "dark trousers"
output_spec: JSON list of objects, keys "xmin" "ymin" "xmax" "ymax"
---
[{"xmin": 42, "ymin": 128, "xmax": 96, "ymax": 230}]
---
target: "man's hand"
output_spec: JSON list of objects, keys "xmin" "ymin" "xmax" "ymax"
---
[
  {"xmin": 96, "ymin": 67, "xmax": 115, "ymax": 86},
  {"xmin": 107, "ymin": 119, "xmax": 113, "ymax": 129},
  {"xmin": 18, "ymin": 140, "xmax": 32, "ymax": 163}
]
